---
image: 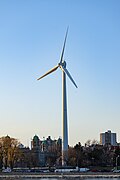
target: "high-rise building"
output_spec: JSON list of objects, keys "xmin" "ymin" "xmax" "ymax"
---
[{"xmin": 100, "ymin": 130, "xmax": 117, "ymax": 146}]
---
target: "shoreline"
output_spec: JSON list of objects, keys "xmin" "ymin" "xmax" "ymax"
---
[{"xmin": 0, "ymin": 172, "xmax": 120, "ymax": 179}]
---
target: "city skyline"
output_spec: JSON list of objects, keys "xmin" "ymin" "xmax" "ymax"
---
[
  {"xmin": 0, "ymin": 129, "xmax": 119, "ymax": 148},
  {"xmin": 0, "ymin": 1, "xmax": 120, "ymax": 147}
]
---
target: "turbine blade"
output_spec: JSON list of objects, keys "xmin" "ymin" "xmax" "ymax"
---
[
  {"xmin": 60, "ymin": 27, "xmax": 69, "ymax": 64},
  {"xmin": 61, "ymin": 66, "xmax": 78, "ymax": 88},
  {"xmin": 37, "ymin": 65, "xmax": 59, "ymax": 80}
]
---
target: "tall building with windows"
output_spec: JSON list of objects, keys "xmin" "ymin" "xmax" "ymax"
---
[{"xmin": 100, "ymin": 130, "xmax": 117, "ymax": 146}]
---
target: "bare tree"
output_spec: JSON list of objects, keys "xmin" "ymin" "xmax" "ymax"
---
[{"xmin": 0, "ymin": 135, "xmax": 20, "ymax": 169}]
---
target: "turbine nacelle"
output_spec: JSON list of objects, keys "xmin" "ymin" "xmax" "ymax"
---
[{"xmin": 58, "ymin": 61, "xmax": 66, "ymax": 68}]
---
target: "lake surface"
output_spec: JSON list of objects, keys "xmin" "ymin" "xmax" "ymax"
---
[
  {"xmin": 22, "ymin": 179, "xmax": 120, "ymax": 180},
  {"xmin": 1, "ymin": 178, "xmax": 120, "ymax": 180}
]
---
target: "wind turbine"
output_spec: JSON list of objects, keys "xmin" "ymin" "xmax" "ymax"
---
[{"xmin": 37, "ymin": 28, "xmax": 78, "ymax": 166}]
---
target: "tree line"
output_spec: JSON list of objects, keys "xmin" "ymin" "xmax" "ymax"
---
[{"xmin": 0, "ymin": 135, "xmax": 120, "ymax": 169}]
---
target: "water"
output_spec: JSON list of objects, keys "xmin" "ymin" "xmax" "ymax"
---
[
  {"xmin": 22, "ymin": 179, "xmax": 120, "ymax": 180},
  {"xmin": 1, "ymin": 178, "xmax": 120, "ymax": 180}
]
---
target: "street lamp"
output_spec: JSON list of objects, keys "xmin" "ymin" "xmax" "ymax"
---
[{"xmin": 116, "ymin": 155, "xmax": 119, "ymax": 170}]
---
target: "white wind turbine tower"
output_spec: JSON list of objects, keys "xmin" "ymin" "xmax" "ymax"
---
[{"xmin": 37, "ymin": 28, "xmax": 78, "ymax": 166}]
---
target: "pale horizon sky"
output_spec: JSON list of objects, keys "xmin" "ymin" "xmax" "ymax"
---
[{"xmin": 0, "ymin": 0, "xmax": 120, "ymax": 147}]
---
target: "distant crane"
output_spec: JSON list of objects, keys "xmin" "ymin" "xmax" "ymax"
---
[{"xmin": 37, "ymin": 28, "xmax": 78, "ymax": 166}]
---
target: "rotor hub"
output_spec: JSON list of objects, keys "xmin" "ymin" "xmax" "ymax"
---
[{"xmin": 59, "ymin": 61, "xmax": 66, "ymax": 68}]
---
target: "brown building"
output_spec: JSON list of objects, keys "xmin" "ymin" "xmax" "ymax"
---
[{"xmin": 31, "ymin": 135, "xmax": 62, "ymax": 166}]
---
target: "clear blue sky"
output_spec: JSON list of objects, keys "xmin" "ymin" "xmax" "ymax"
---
[{"xmin": 0, "ymin": 0, "xmax": 120, "ymax": 147}]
